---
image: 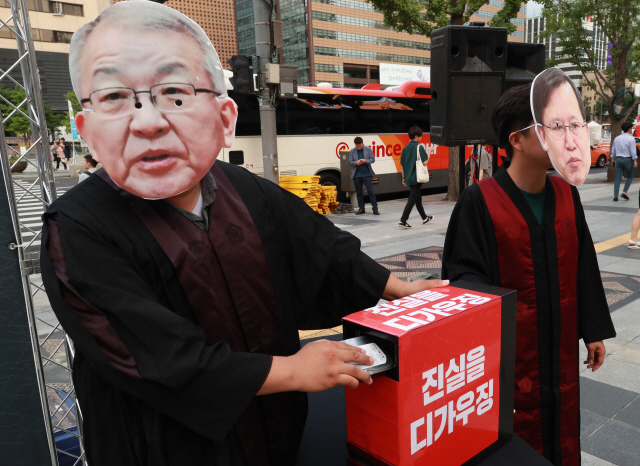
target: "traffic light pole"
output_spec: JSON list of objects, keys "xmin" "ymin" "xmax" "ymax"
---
[{"xmin": 253, "ymin": 0, "xmax": 279, "ymax": 185}]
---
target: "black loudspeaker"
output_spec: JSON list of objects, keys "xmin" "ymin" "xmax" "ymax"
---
[
  {"xmin": 504, "ymin": 42, "xmax": 546, "ymax": 91},
  {"xmin": 430, "ymin": 25, "xmax": 508, "ymax": 146}
]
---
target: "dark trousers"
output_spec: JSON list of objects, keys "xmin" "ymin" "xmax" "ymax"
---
[
  {"xmin": 614, "ymin": 157, "xmax": 634, "ymax": 196},
  {"xmin": 354, "ymin": 176, "xmax": 378, "ymax": 210},
  {"xmin": 401, "ymin": 183, "xmax": 426, "ymax": 223},
  {"xmin": 55, "ymin": 157, "xmax": 67, "ymax": 170}
]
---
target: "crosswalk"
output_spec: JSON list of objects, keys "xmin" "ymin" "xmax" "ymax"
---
[{"xmin": 12, "ymin": 180, "xmax": 69, "ymax": 251}]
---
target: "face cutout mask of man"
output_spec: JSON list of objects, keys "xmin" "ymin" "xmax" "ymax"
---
[
  {"xmin": 71, "ymin": 1, "xmax": 238, "ymax": 200},
  {"xmin": 531, "ymin": 68, "xmax": 590, "ymax": 186}
]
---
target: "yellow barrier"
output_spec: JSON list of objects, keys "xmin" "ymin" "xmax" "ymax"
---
[{"xmin": 280, "ymin": 176, "xmax": 339, "ymax": 214}]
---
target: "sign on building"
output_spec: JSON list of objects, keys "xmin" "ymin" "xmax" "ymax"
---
[{"xmin": 380, "ymin": 63, "xmax": 431, "ymax": 86}]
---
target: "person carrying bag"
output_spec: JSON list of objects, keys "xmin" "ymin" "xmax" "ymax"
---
[
  {"xmin": 399, "ymin": 125, "xmax": 433, "ymax": 229},
  {"xmin": 415, "ymin": 142, "xmax": 430, "ymax": 183}
]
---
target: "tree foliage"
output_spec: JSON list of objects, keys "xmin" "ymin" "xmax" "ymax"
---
[
  {"xmin": 539, "ymin": 0, "xmax": 640, "ymax": 179},
  {"xmin": 366, "ymin": 0, "xmax": 522, "ymax": 36},
  {"xmin": 0, "ymin": 85, "xmax": 71, "ymax": 142}
]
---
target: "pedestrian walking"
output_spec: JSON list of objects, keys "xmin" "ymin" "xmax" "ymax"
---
[
  {"xmin": 60, "ymin": 137, "xmax": 72, "ymax": 164},
  {"xmin": 349, "ymin": 136, "xmax": 379, "ymax": 215},
  {"xmin": 49, "ymin": 141, "xmax": 58, "ymax": 170},
  {"xmin": 55, "ymin": 140, "xmax": 67, "ymax": 170},
  {"xmin": 611, "ymin": 122, "xmax": 637, "ymax": 201},
  {"xmin": 399, "ymin": 126, "xmax": 432, "ymax": 228},
  {"xmin": 467, "ymin": 144, "xmax": 493, "ymax": 186}
]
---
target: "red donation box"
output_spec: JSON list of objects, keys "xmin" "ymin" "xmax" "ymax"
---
[{"xmin": 343, "ymin": 281, "xmax": 517, "ymax": 466}]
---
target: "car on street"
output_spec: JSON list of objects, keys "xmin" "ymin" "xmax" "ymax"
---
[{"xmin": 591, "ymin": 145, "xmax": 609, "ymax": 167}]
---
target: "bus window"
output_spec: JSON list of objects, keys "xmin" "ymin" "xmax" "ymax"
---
[
  {"xmin": 229, "ymin": 150, "xmax": 244, "ymax": 165},
  {"xmin": 284, "ymin": 94, "xmax": 343, "ymax": 135},
  {"xmin": 389, "ymin": 98, "xmax": 430, "ymax": 134},
  {"xmin": 341, "ymin": 96, "xmax": 391, "ymax": 135},
  {"xmin": 231, "ymin": 93, "xmax": 261, "ymax": 137}
]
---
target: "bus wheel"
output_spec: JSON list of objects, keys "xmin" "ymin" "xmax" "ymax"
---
[{"xmin": 318, "ymin": 172, "xmax": 345, "ymax": 202}]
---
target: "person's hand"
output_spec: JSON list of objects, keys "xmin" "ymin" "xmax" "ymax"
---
[
  {"xmin": 288, "ymin": 340, "xmax": 374, "ymax": 392},
  {"xmin": 398, "ymin": 279, "xmax": 450, "ymax": 299},
  {"xmin": 584, "ymin": 341, "xmax": 606, "ymax": 371},
  {"xmin": 634, "ymin": 160, "xmax": 637, "ymax": 168},
  {"xmin": 612, "ymin": 159, "xmax": 615, "ymax": 166},
  {"xmin": 382, "ymin": 273, "xmax": 449, "ymax": 301},
  {"xmin": 402, "ymin": 177, "xmax": 406, "ymax": 186}
]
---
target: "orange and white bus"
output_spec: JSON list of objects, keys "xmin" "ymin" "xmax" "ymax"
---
[{"xmin": 218, "ymin": 76, "xmax": 487, "ymax": 196}]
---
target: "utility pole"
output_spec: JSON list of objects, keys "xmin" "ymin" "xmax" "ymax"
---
[{"xmin": 253, "ymin": 0, "xmax": 279, "ymax": 184}]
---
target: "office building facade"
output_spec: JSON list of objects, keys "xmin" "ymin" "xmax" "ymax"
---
[
  {"xmin": 0, "ymin": 0, "xmax": 110, "ymax": 110},
  {"xmin": 164, "ymin": 0, "xmax": 239, "ymax": 70},
  {"xmin": 237, "ymin": 0, "xmax": 526, "ymax": 87}
]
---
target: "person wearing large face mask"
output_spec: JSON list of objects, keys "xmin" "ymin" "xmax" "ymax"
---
[
  {"xmin": 39, "ymin": 3, "xmax": 447, "ymax": 466},
  {"xmin": 442, "ymin": 83, "xmax": 615, "ymax": 466},
  {"xmin": 532, "ymin": 68, "xmax": 590, "ymax": 186}
]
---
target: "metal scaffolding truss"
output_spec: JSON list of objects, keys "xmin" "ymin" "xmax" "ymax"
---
[{"xmin": 0, "ymin": 0, "xmax": 84, "ymax": 465}]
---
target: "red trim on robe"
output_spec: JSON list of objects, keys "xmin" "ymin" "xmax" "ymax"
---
[
  {"xmin": 479, "ymin": 176, "xmax": 580, "ymax": 466},
  {"xmin": 479, "ymin": 177, "xmax": 544, "ymax": 453},
  {"xmin": 549, "ymin": 176, "xmax": 580, "ymax": 466}
]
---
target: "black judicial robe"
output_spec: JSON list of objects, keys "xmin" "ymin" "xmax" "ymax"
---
[
  {"xmin": 442, "ymin": 168, "xmax": 616, "ymax": 466},
  {"xmin": 41, "ymin": 161, "xmax": 390, "ymax": 466}
]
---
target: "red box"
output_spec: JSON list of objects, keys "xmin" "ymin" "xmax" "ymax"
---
[{"xmin": 343, "ymin": 281, "xmax": 516, "ymax": 466}]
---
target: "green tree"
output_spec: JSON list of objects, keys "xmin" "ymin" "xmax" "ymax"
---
[
  {"xmin": 366, "ymin": 0, "xmax": 522, "ymax": 200},
  {"xmin": 0, "ymin": 85, "xmax": 72, "ymax": 144},
  {"xmin": 539, "ymin": 0, "xmax": 640, "ymax": 181},
  {"xmin": 583, "ymin": 96, "xmax": 592, "ymax": 120},
  {"xmin": 0, "ymin": 85, "xmax": 32, "ymax": 139},
  {"xmin": 366, "ymin": 0, "xmax": 522, "ymax": 36}
]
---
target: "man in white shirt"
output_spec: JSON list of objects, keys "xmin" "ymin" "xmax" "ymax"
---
[
  {"xmin": 77, "ymin": 154, "xmax": 98, "ymax": 183},
  {"xmin": 611, "ymin": 122, "xmax": 638, "ymax": 201}
]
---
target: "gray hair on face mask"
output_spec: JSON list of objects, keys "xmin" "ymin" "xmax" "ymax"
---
[{"xmin": 68, "ymin": 0, "xmax": 226, "ymax": 98}]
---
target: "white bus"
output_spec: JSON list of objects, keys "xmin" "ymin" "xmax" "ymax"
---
[{"xmin": 219, "ymin": 75, "xmax": 460, "ymax": 197}]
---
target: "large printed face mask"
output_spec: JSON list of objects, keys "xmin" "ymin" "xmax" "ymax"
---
[
  {"xmin": 71, "ymin": 1, "xmax": 238, "ymax": 199},
  {"xmin": 531, "ymin": 68, "xmax": 590, "ymax": 186}
]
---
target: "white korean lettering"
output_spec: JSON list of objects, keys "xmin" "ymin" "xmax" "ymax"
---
[
  {"xmin": 447, "ymin": 400, "xmax": 456, "ymax": 434},
  {"xmin": 446, "ymin": 354, "xmax": 466, "ymax": 394},
  {"xmin": 400, "ymin": 297, "xmax": 431, "ymax": 309},
  {"xmin": 383, "ymin": 315, "xmax": 427, "ymax": 331},
  {"xmin": 422, "ymin": 364, "xmax": 444, "ymax": 405},
  {"xmin": 408, "ymin": 309, "xmax": 437, "ymax": 322},
  {"xmin": 452, "ymin": 293, "xmax": 491, "ymax": 305},
  {"xmin": 455, "ymin": 391, "xmax": 475, "ymax": 425},
  {"xmin": 410, "ymin": 418, "xmax": 426, "ymax": 454},
  {"xmin": 434, "ymin": 405, "xmax": 447, "ymax": 441},
  {"xmin": 467, "ymin": 346, "xmax": 485, "ymax": 383},
  {"xmin": 431, "ymin": 301, "xmax": 468, "ymax": 312},
  {"xmin": 365, "ymin": 302, "xmax": 402, "ymax": 315},
  {"xmin": 412, "ymin": 290, "xmax": 448, "ymax": 302},
  {"xmin": 475, "ymin": 379, "xmax": 494, "ymax": 415}
]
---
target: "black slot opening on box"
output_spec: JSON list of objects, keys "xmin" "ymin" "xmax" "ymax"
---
[{"xmin": 343, "ymin": 322, "xmax": 400, "ymax": 382}]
